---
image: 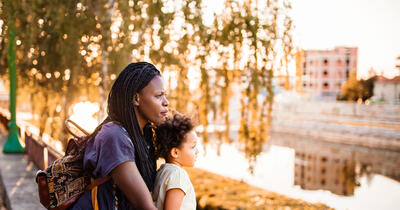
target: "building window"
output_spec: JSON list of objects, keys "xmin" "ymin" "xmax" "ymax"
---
[
  {"xmin": 323, "ymin": 70, "xmax": 328, "ymax": 76},
  {"xmin": 310, "ymin": 83, "xmax": 313, "ymax": 87},
  {"xmin": 324, "ymin": 82, "xmax": 329, "ymax": 88},
  {"xmin": 346, "ymin": 69, "xmax": 349, "ymax": 78},
  {"xmin": 323, "ymin": 59, "xmax": 328, "ymax": 65},
  {"xmin": 346, "ymin": 58, "xmax": 350, "ymax": 65},
  {"xmin": 321, "ymin": 179, "xmax": 326, "ymax": 185},
  {"xmin": 303, "ymin": 62, "xmax": 307, "ymax": 69},
  {"xmin": 303, "ymin": 83, "xmax": 307, "ymax": 87},
  {"xmin": 337, "ymin": 59, "xmax": 342, "ymax": 65},
  {"xmin": 337, "ymin": 82, "xmax": 341, "ymax": 87},
  {"xmin": 303, "ymin": 70, "xmax": 306, "ymax": 75}
]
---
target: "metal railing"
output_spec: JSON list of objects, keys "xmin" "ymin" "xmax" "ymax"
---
[{"xmin": 0, "ymin": 109, "xmax": 62, "ymax": 170}]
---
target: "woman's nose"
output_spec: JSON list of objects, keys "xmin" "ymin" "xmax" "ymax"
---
[{"xmin": 162, "ymin": 96, "xmax": 169, "ymax": 107}]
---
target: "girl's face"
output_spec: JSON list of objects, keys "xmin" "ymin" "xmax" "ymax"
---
[
  {"xmin": 173, "ymin": 130, "xmax": 199, "ymax": 167},
  {"xmin": 135, "ymin": 76, "xmax": 169, "ymax": 127}
]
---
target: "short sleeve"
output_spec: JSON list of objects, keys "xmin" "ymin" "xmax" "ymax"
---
[
  {"xmin": 164, "ymin": 167, "xmax": 190, "ymax": 195},
  {"xmin": 84, "ymin": 123, "xmax": 135, "ymax": 177}
]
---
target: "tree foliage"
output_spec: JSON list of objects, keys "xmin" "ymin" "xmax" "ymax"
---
[
  {"xmin": 339, "ymin": 71, "xmax": 376, "ymax": 102},
  {"xmin": 0, "ymin": 0, "xmax": 294, "ymax": 168}
]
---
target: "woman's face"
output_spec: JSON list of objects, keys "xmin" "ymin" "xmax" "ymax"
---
[{"xmin": 135, "ymin": 76, "xmax": 169, "ymax": 127}]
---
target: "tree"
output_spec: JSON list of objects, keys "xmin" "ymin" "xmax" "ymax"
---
[
  {"xmin": 339, "ymin": 71, "xmax": 376, "ymax": 102},
  {"xmin": 0, "ymin": 0, "xmax": 295, "ymax": 169}
]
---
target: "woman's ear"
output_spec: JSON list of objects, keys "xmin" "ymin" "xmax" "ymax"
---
[{"xmin": 133, "ymin": 93, "xmax": 140, "ymax": 106}]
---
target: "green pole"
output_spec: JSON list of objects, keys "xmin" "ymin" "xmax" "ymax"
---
[{"xmin": 3, "ymin": 7, "xmax": 24, "ymax": 153}]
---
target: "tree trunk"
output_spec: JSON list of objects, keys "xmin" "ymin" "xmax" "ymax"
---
[{"xmin": 97, "ymin": 0, "xmax": 114, "ymax": 122}]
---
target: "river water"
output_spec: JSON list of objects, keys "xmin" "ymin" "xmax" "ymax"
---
[{"xmin": 195, "ymin": 133, "xmax": 400, "ymax": 210}]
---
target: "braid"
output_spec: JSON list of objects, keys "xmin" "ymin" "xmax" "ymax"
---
[{"xmin": 92, "ymin": 62, "xmax": 161, "ymax": 190}]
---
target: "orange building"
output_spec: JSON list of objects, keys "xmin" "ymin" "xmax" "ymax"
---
[{"xmin": 300, "ymin": 47, "xmax": 358, "ymax": 99}]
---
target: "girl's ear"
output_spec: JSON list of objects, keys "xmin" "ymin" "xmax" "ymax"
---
[
  {"xmin": 133, "ymin": 93, "xmax": 140, "ymax": 106},
  {"xmin": 169, "ymin": 147, "xmax": 179, "ymax": 159}
]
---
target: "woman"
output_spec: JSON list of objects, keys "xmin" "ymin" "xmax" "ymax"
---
[{"xmin": 71, "ymin": 62, "xmax": 169, "ymax": 209}]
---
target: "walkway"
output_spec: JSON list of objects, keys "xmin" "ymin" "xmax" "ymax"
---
[
  {"xmin": 0, "ymin": 184, "xmax": 6, "ymax": 210},
  {"xmin": 0, "ymin": 129, "xmax": 44, "ymax": 209}
]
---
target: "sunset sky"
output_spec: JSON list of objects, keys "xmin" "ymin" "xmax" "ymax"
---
[{"xmin": 291, "ymin": 0, "xmax": 400, "ymax": 79}]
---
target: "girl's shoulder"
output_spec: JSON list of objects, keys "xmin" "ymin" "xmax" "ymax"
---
[
  {"xmin": 156, "ymin": 163, "xmax": 192, "ymax": 194},
  {"xmin": 158, "ymin": 163, "xmax": 188, "ymax": 177}
]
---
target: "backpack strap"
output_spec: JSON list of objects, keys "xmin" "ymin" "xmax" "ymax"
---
[
  {"xmin": 65, "ymin": 119, "xmax": 90, "ymax": 138},
  {"xmin": 91, "ymin": 182, "xmax": 99, "ymax": 210},
  {"xmin": 85, "ymin": 176, "xmax": 111, "ymax": 191},
  {"xmin": 89, "ymin": 177, "xmax": 111, "ymax": 210}
]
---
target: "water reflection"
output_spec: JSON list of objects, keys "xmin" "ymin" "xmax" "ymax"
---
[
  {"xmin": 196, "ymin": 132, "xmax": 400, "ymax": 210},
  {"xmin": 271, "ymin": 132, "xmax": 400, "ymax": 196}
]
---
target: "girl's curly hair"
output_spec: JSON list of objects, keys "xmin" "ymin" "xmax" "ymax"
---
[{"xmin": 155, "ymin": 113, "xmax": 195, "ymax": 160}]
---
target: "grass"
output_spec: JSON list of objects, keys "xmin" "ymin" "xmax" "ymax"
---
[{"xmin": 186, "ymin": 167, "xmax": 333, "ymax": 210}]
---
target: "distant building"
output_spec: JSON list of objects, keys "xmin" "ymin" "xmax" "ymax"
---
[
  {"xmin": 299, "ymin": 47, "xmax": 358, "ymax": 100},
  {"xmin": 373, "ymin": 76, "xmax": 400, "ymax": 104}
]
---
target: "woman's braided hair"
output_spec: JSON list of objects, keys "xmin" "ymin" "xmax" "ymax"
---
[
  {"xmin": 90, "ymin": 62, "xmax": 160, "ymax": 191},
  {"xmin": 154, "ymin": 113, "xmax": 194, "ymax": 161}
]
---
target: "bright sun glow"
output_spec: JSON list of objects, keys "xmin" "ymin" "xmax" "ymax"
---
[{"xmin": 69, "ymin": 101, "xmax": 100, "ymax": 133}]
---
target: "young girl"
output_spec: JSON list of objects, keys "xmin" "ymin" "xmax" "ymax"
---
[{"xmin": 153, "ymin": 113, "xmax": 199, "ymax": 210}]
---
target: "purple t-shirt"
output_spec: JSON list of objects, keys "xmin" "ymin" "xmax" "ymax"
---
[{"xmin": 70, "ymin": 122, "xmax": 135, "ymax": 210}]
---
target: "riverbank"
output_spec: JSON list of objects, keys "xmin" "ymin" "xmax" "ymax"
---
[{"xmin": 186, "ymin": 167, "xmax": 332, "ymax": 209}]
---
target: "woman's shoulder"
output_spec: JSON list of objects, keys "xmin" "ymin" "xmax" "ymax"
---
[
  {"xmin": 97, "ymin": 121, "xmax": 128, "ymax": 138},
  {"xmin": 93, "ymin": 121, "xmax": 133, "ymax": 148},
  {"xmin": 84, "ymin": 121, "xmax": 136, "ymax": 177}
]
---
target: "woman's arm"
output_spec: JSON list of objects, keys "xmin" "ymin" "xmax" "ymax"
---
[
  {"xmin": 164, "ymin": 188, "xmax": 185, "ymax": 210},
  {"xmin": 111, "ymin": 161, "xmax": 157, "ymax": 210}
]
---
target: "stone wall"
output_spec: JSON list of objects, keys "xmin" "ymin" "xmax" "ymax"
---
[{"xmin": 273, "ymin": 100, "xmax": 400, "ymax": 121}]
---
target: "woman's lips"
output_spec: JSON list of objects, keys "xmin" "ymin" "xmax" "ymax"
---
[{"xmin": 161, "ymin": 111, "xmax": 168, "ymax": 116}]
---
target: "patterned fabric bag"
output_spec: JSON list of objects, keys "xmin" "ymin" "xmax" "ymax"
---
[{"xmin": 36, "ymin": 119, "xmax": 110, "ymax": 210}]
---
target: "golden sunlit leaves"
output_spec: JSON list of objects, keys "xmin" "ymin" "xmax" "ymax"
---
[{"xmin": 0, "ymin": 0, "xmax": 294, "ymax": 166}]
